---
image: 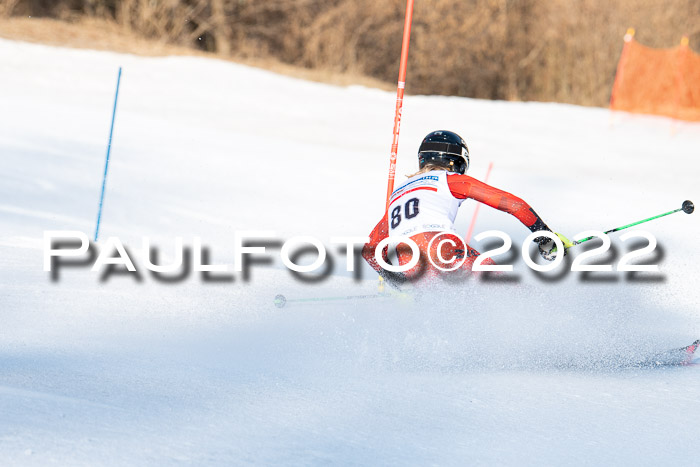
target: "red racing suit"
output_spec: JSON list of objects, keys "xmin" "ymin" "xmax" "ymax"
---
[{"xmin": 362, "ymin": 170, "xmax": 550, "ymax": 283}]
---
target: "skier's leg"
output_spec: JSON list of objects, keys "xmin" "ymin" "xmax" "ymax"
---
[
  {"xmin": 395, "ymin": 232, "xmax": 498, "ymax": 283},
  {"xmin": 460, "ymin": 242, "xmax": 496, "ymax": 272},
  {"xmin": 396, "ymin": 232, "xmax": 440, "ymax": 282}
]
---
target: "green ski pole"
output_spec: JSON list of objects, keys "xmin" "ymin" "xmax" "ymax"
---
[{"xmin": 574, "ymin": 200, "xmax": 694, "ymax": 245}]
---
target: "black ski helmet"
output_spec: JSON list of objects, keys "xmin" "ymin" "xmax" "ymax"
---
[{"xmin": 418, "ymin": 130, "xmax": 470, "ymax": 174}]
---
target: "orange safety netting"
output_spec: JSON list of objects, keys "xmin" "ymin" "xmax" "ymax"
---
[{"xmin": 610, "ymin": 34, "xmax": 700, "ymax": 121}]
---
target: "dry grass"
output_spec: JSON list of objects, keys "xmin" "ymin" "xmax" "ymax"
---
[
  {"xmin": 0, "ymin": 16, "xmax": 394, "ymax": 90},
  {"xmin": 0, "ymin": 16, "xmax": 195, "ymax": 55}
]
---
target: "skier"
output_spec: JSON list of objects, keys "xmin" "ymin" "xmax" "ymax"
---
[{"xmin": 362, "ymin": 130, "xmax": 572, "ymax": 284}]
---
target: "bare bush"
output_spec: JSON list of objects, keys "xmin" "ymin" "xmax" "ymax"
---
[
  {"xmin": 3, "ymin": 0, "xmax": 699, "ymax": 106},
  {"xmin": 0, "ymin": 0, "xmax": 20, "ymax": 17}
]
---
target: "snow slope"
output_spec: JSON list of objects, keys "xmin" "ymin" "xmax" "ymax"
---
[{"xmin": 1, "ymin": 38, "xmax": 700, "ymax": 465}]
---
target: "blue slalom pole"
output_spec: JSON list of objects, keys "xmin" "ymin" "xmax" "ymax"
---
[{"xmin": 95, "ymin": 67, "xmax": 122, "ymax": 242}]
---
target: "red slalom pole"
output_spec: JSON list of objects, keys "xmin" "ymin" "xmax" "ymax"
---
[{"xmin": 384, "ymin": 0, "xmax": 415, "ymax": 211}]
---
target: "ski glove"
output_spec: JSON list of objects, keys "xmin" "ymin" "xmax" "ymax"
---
[{"xmin": 538, "ymin": 232, "xmax": 573, "ymax": 261}]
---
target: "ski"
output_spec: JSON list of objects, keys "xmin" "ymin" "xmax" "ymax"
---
[{"xmin": 642, "ymin": 339, "xmax": 699, "ymax": 367}]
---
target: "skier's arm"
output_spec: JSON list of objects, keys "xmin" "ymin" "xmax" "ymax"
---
[
  {"xmin": 447, "ymin": 174, "xmax": 551, "ymax": 233},
  {"xmin": 362, "ymin": 214, "xmax": 390, "ymax": 274}
]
